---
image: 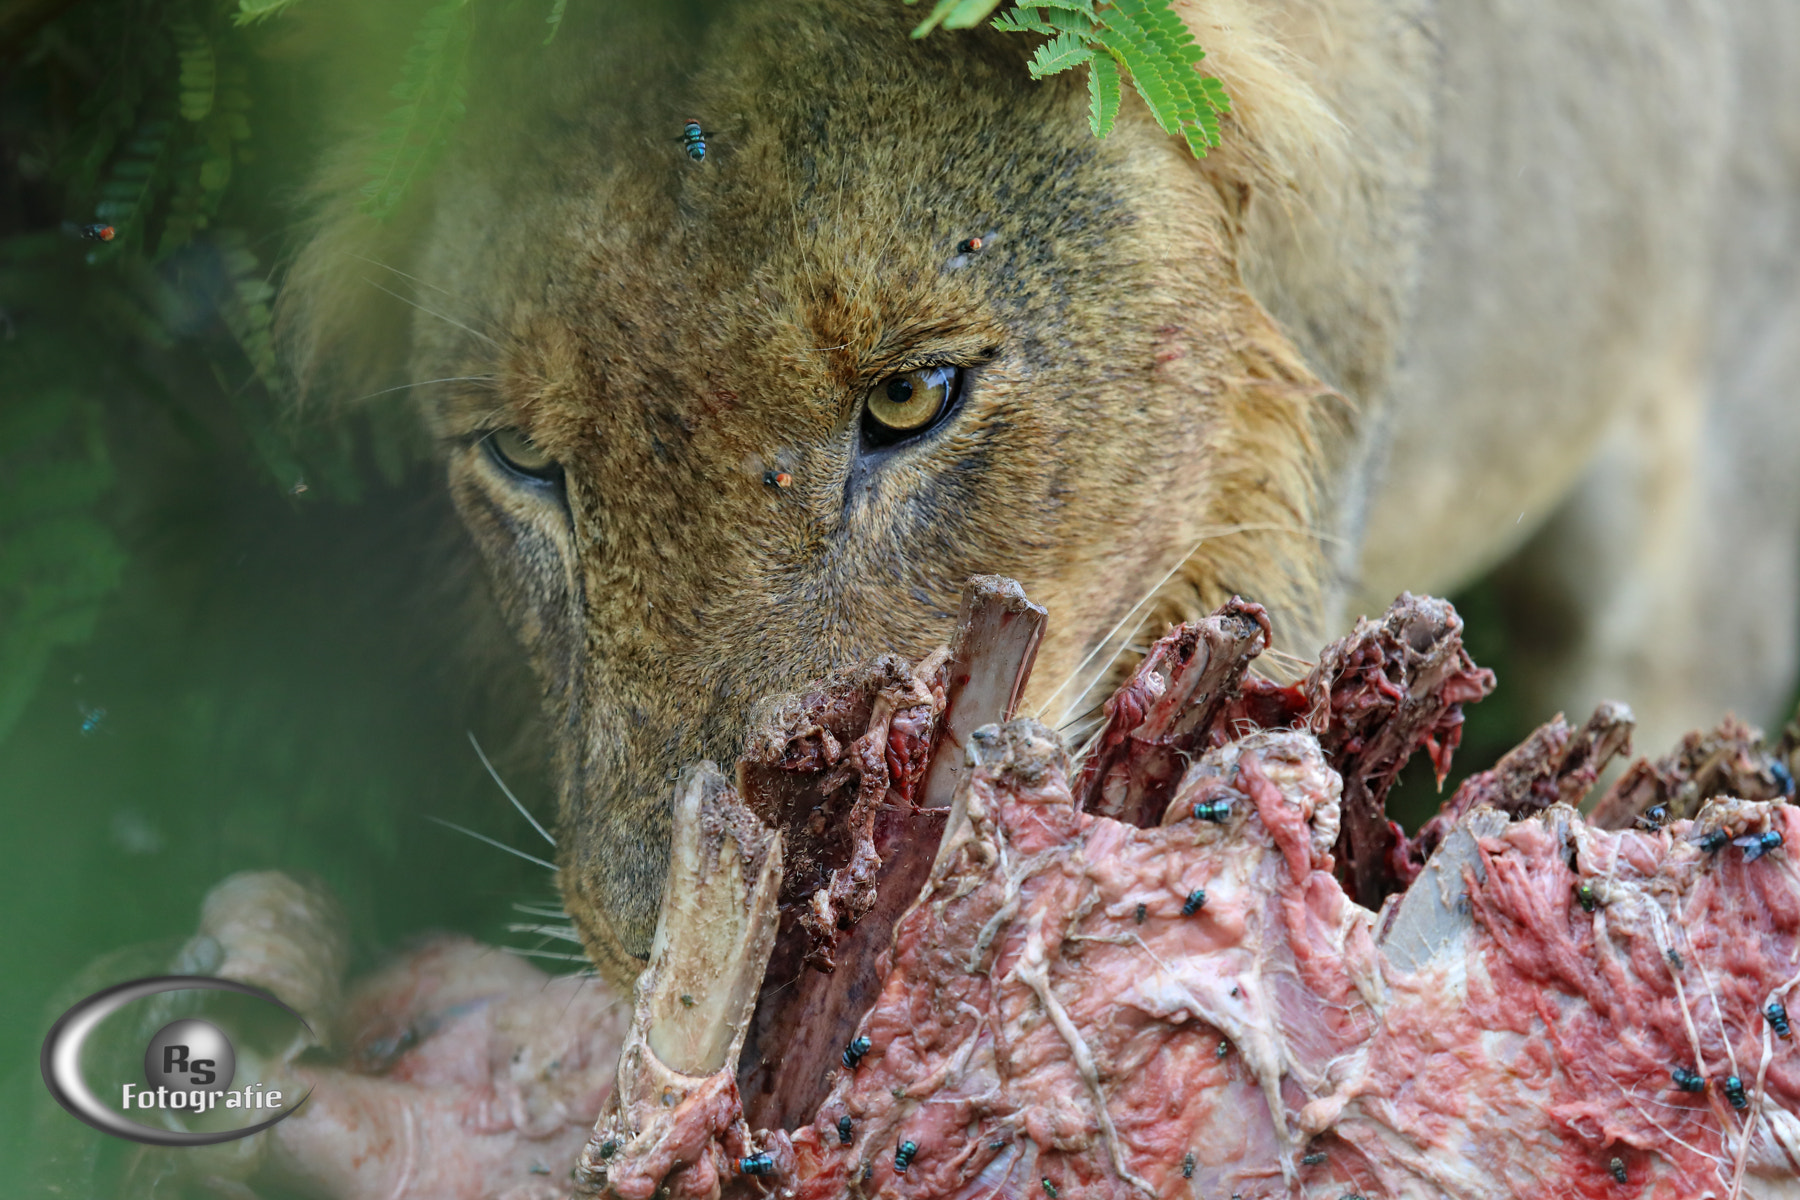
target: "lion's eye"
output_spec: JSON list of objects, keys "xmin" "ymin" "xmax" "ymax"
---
[
  {"xmin": 864, "ymin": 365, "xmax": 961, "ymax": 443},
  {"xmin": 484, "ymin": 428, "xmax": 561, "ymax": 483}
]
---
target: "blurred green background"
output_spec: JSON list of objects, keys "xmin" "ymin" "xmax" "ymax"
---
[
  {"xmin": 0, "ymin": 0, "xmax": 569, "ymax": 1190},
  {"xmin": 0, "ymin": 0, "xmax": 1561, "ymax": 1193}
]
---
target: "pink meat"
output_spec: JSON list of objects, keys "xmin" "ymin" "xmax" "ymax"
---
[{"xmin": 775, "ymin": 723, "xmax": 1800, "ymax": 1200}]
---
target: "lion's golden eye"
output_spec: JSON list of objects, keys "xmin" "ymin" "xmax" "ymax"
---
[
  {"xmin": 864, "ymin": 365, "xmax": 960, "ymax": 438},
  {"xmin": 484, "ymin": 428, "xmax": 561, "ymax": 482}
]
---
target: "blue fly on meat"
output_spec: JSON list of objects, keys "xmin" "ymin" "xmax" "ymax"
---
[
  {"xmin": 1695, "ymin": 828, "xmax": 1731, "ymax": 854},
  {"xmin": 1770, "ymin": 759, "xmax": 1794, "ymax": 796},
  {"xmin": 1735, "ymin": 830, "xmax": 1784, "ymax": 861},
  {"xmin": 1192, "ymin": 797, "xmax": 1233, "ymax": 823}
]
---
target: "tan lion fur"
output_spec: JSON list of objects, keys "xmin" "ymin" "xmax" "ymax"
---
[{"xmin": 278, "ymin": 0, "xmax": 1800, "ymax": 989}]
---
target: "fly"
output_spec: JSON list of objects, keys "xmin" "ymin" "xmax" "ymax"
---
[
  {"xmin": 1723, "ymin": 1074, "xmax": 1748, "ymax": 1110},
  {"xmin": 1192, "ymin": 798, "xmax": 1233, "ymax": 823},
  {"xmin": 1735, "ymin": 830, "xmax": 1784, "ymax": 861},
  {"xmin": 681, "ymin": 119, "xmax": 707, "ymax": 161},
  {"xmin": 1671, "ymin": 1066, "xmax": 1705, "ymax": 1093},
  {"xmin": 77, "ymin": 702, "xmax": 107, "ymax": 737}
]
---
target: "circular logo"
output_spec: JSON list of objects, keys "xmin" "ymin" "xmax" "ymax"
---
[
  {"xmin": 144, "ymin": 1018, "xmax": 236, "ymax": 1092},
  {"xmin": 41, "ymin": 976, "xmax": 312, "ymax": 1147}
]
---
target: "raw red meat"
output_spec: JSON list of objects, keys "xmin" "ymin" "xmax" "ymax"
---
[
  {"xmin": 551, "ymin": 589, "xmax": 1800, "ymax": 1200},
  {"xmin": 1402, "ymin": 702, "xmax": 1636, "ymax": 882},
  {"xmin": 1590, "ymin": 715, "xmax": 1796, "ymax": 830}
]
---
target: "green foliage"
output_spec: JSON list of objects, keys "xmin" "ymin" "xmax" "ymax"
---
[
  {"xmin": 544, "ymin": 0, "xmax": 569, "ymax": 43},
  {"xmin": 1086, "ymin": 51, "xmax": 1121, "ymax": 137},
  {"xmin": 173, "ymin": 20, "xmax": 217, "ymax": 122},
  {"xmin": 0, "ymin": 337, "xmax": 128, "ymax": 740},
  {"xmin": 216, "ymin": 230, "xmax": 280, "ymax": 391},
  {"xmin": 360, "ymin": 0, "xmax": 474, "ymax": 220},
  {"xmin": 908, "ymin": 0, "xmax": 1003, "ymax": 33},
  {"xmin": 944, "ymin": 0, "xmax": 1232, "ymax": 154},
  {"xmin": 233, "ymin": 0, "xmax": 308, "ymax": 25},
  {"xmin": 0, "ymin": 0, "xmax": 441, "ymax": 743},
  {"xmin": 91, "ymin": 118, "xmax": 173, "ymax": 257}
]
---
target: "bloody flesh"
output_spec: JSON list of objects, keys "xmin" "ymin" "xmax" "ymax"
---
[{"xmin": 574, "ymin": 589, "xmax": 1800, "ymax": 1200}]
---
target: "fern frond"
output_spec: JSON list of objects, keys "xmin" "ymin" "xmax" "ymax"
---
[
  {"xmin": 360, "ymin": 0, "xmax": 473, "ymax": 220},
  {"xmin": 158, "ymin": 56, "xmax": 252, "ymax": 260},
  {"xmin": 1041, "ymin": 7, "xmax": 1097, "ymax": 32},
  {"xmin": 173, "ymin": 20, "xmax": 216, "ymax": 122},
  {"xmin": 974, "ymin": 1, "xmax": 1231, "ymax": 159},
  {"xmin": 991, "ymin": 8, "xmax": 1052, "ymax": 34},
  {"xmin": 91, "ymin": 118, "xmax": 172, "ymax": 255},
  {"xmin": 158, "ymin": 143, "xmax": 209, "ymax": 257},
  {"xmin": 216, "ymin": 231, "xmax": 280, "ymax": 390},
  {"xmin": 1086, "ymin": 51, "xmax": 1120, "ymax": 137},
  {"xmin": 1028, "ymin": 30, "xmax": 1094, "ymax": 78}
]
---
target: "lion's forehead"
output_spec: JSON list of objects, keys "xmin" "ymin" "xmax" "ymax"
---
[{"xmin": 415, "ymin": 3, "xmax": 1152, "ymax": 446}]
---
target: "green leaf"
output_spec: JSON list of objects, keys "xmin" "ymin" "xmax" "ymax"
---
[
  {"xmin": 942, "ymin": 0, "xmax": 1005, "ymax": 28},
  {"xmin": 991, "ymin": 8, "xmax": 1053, "ymax": 34},
  {"xmin": 174, "ymin": 21, "xmax": 216, "ymax": 122},
  {"xmin": 1041, "ymin": 7, "xmax": 1096, "ymax": 33},
  {"xmin": 909, "ymin": 0, "xmax": 962, "ymax": 38},
  {"xmin": 234, "ymin": 0, "xmax": 307, "ymax": 24},
  {"xmin": 1028, "ymin": 31, "xmax": 1094, "ymax": 78},
  {"xmin": 1086, "ymin": 52, "xmax": 1120, "ymax": 137},
  {"xmin": 544, "ymin": 0, "xmax": 568, "ymax": 44},
  {"xmin": 1201, "ymin": 73, "xmax": 1231, "ymax": 112},
  {"xmin": 360, "ymin": 0, "xmax": 474, "ymax": 219},
  {"xmin": 89, "ymin": 118, "xmax": 171, "ymax": 252},
  {"xmin": 216, "ymin": 232, "xmax": 281, "ymax": 392}
]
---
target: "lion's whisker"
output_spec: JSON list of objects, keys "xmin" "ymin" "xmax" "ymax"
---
[
  {"xmin": 511, "ymin": 901, "xmax": 571, "ymax": 919},
  {"xmin": 342, "ymin": 251, "xmax": 462, "ymax": 302},
  {"xmin": 506, "ymin": 922, "xmax": 583, "ymax": 943},
  {"xmin": 1035, "ymin": 521, "xmax": 1342, "ymax": 728},
  {"xmin": 427, "ymin": 816, "xmax": 557, "ymax": 872},
  {"xmin": 359, "ymin": 276, "xmax": 504, "ymax": 352},
  {"xmin": 502, "ymin": 946, "xmax": 590, "ymax": 962},
  {"xmin": 353, "ymin": 375, "xmax": 496, "ymax": 404},
  {"xmin": 469, "ymin": 731, "xmax": 556, "ymax": 846}
]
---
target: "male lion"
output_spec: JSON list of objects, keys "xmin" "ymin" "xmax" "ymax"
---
[{"xmin": 283, "ymin": 0, "xmax": 1800, "ymax": 1003}]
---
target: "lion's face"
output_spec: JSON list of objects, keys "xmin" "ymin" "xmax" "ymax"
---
[{"xmin": 372, "ymin": 1, "xmax": 1334, "ymax": 985}]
